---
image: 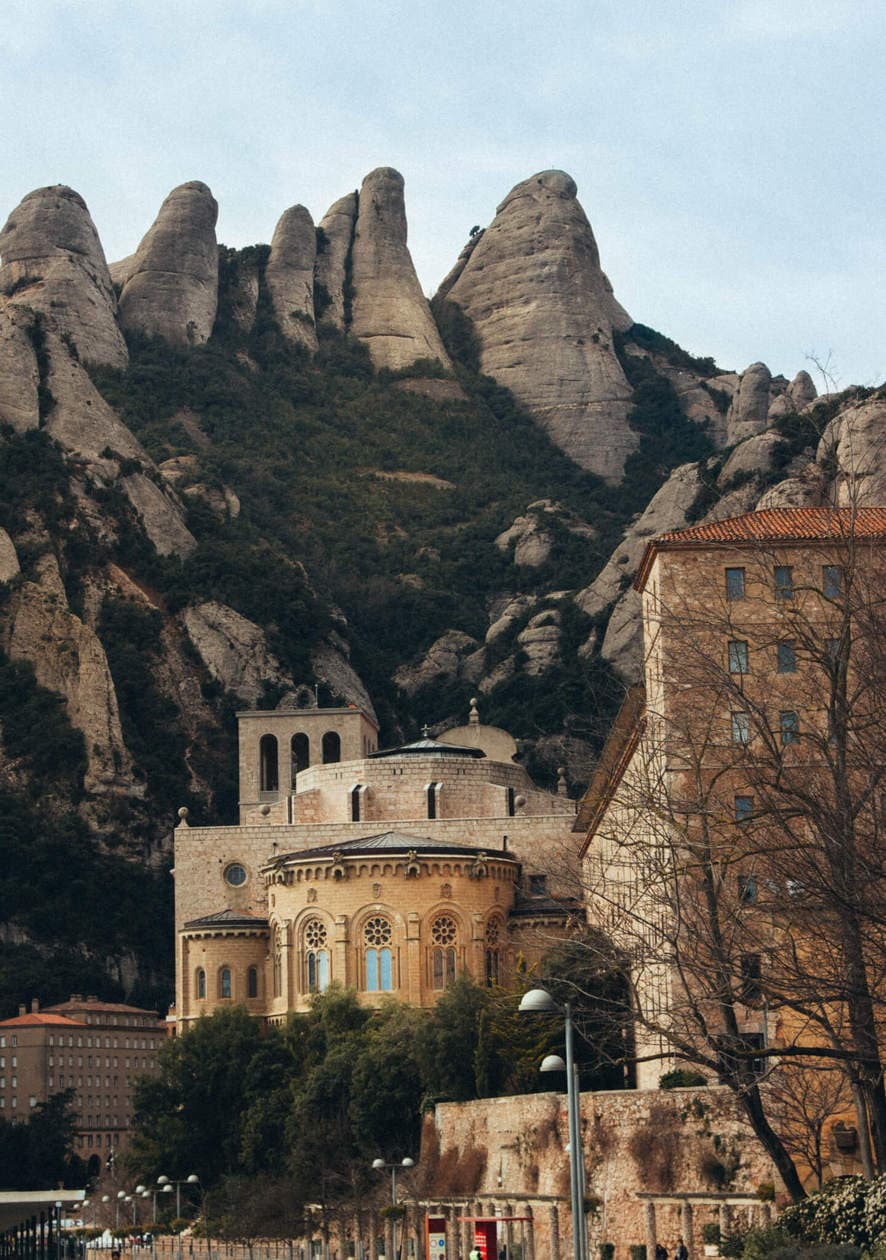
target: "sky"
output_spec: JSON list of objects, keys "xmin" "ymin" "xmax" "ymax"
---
[{"xmin": 1, "ymin": 0, "xmax": 884, "ymax": 388}]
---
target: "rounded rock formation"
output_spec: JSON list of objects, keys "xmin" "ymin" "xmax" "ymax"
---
[
  {"xmin": 726, "ymin": 362, "xmax": 772, "ymax": 445},
  {"xmin": 350, "ymin": 168, "xmax": 452, "ymax": 373},
  {"xmin": 264, "ymin": 205, "xmax": 318, "ymax": 350},
  {"xmin": 441, "ymin": 170, "xmax": 634, "ymax": 482},
  {"xmin": 314, "ymin": 191, "xmax": 357, "ymax": 329},
  {"xmin": 0, "ymin": 185, "xmax": 128, "ymax": 368},
  {"xmin": 117, "ymin": 181, "xmax": 219, "ymax": 346}
]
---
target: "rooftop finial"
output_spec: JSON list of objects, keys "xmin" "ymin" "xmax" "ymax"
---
[
  {"xmin": 557, "ymin": 766, "xmax": 568, "ymax": 796},
  {"xmin": 469, "ymin": 697, "xmax": 480, "ymax": 726},
  {"xmin": 421, "ymin": 723, "xmax": 430, "ymax": 738}
]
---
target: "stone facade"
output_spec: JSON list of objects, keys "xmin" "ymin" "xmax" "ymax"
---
[
  {"xmin": 0, "ymin": 997, "xmax": 165, "ymax": 1170},
  {"xmin": 426, "ymin": 1086, "xmax": 780, "ymax": 1260},
  {"xmin": 174, "ymin": 704, "xmax": 580, "ymax": 1028}
]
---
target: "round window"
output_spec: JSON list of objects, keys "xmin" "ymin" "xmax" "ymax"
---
[{"xmin": 224, "ymin": 863, "xmax": 247, "ymax": 887}]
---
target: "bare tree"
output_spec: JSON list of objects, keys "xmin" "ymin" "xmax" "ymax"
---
[{"xmin": 578, "ymin": 506, "xmax": 886, "ymax": 1200}]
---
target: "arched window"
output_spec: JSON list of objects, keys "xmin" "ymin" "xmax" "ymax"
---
[
  {"xmin": 195, "ymin": 968, "xmax": 206, "ymax": 1000},
  {"xmin": 322, "ymin": 731, "xmax": 341, "ymax": 764},
  {"xmin": 351, "ymin": 784, "xmax": 364, "ymax": 822},
  {"xmin": 364, "ymin": 916, "xmax": 393, "ymax": 992},
  {"xmin": 485, "ymin": 918, "xmax": 502, "ymax": 987},
  {"xmin": 247, "ymin": 966, "xmax": 258, "ymax": 999},
  {"xmin": 259, "ymin": 734, "xmax": 279, "ymax": 792},
  {"xmin": 291, "ymin": 733, "xmax": 310, "ymax": 784},
  {"xmin": 431, "ymin": 915, "xmax": 458, "ymax": 990},
  {"xmin": 426, "ymin": 782, "xmax": 441, "ymax": 820},
  {"xmin": 219, "ymin": 967, "xmax": 232, "ymax": 999},
  {"xmin": 304, "ymin": 919, "xmax": 330, "ymax": 993},
  {"xmin": 273, "ymin": 927, "xmax": 283, "ymax": 998}
]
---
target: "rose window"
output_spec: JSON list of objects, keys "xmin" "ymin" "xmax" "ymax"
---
[
  {"xmin": 364, "ymin": 916, "xmax": 392, "ymax": 946},
  {"xmin": 304, "ymin": 919, "xmax": 328, "ymax": 950},
  {"xmin": 431, "ymin": 915, "xmax": 457, "ymax": 946}
]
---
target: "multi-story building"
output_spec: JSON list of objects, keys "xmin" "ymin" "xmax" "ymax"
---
[
  {"xmin": 579, "ymin": 506, "xmax": 886, "ymax": 1144},
  {"xmin": 173, "ymin": 699, "xmax": 580, "ymax": 1028},
  {"xmin": 0, "ymin": 996, "xmax": 166, "ymax": 1174}
]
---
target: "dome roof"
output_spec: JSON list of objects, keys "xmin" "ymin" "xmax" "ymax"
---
[{"xmin": 368, "ymin": 737, "xmax": 485, "ymax": 760}]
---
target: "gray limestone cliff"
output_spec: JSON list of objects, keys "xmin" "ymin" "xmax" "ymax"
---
[
  {"xmin": 117, "ymin": 181, "xmax": 219, "ymax": 346},
  {"xmin": 0, "ymin": 185, "xmax": 128, "ymax": 369},
  {"xmin": 349, "ymin": 168, "xmax": 452, "ymax": 372},
  {"xmin": 441, "ymin": 170, "xmax": 635, "ymax": 482},
  {"xmin": 4, "ymin": 554, "xmax": 133, "ymax": 794},
  {"xmin": 314, "ymin": 192, "xmax": 357, "ymax": 329},
  {"xmin": 265, "ymin": 205, "xmax": 318, "ymax": 351},
  {"xmin": 0, "ymin": 305, "xmax": 40, "ymax": 431}
]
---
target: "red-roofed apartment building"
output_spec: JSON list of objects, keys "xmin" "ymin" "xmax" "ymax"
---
[
  {"xmin": 579, "ymin": 507, "xmax": 886, "ymax": 1184},
  {"xmin": 0, "ymin": 996, "xmax": 165, "ymax": 1174}
]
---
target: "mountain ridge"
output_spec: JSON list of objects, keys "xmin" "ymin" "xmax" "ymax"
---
[{"xmin": 0, "ymin": 163, "xmax": 881, "ymax": 1015}]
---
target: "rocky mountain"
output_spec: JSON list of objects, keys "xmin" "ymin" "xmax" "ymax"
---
[{"xmin": 0, "ymin": 165, "xmax": 881, "ymax": 1014}]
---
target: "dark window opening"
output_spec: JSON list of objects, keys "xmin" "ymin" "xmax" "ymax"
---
[
  {"xmin": 775, "ymin": 566, "xmax": 794, "ymax": 600},
  {"xmin": 735, "ymin": 795, "xmax": 754, "ymax": 823},
  {"xmin": 322, "ymin": 731, "xmax": 341, "ymax": 764},
  {"xmin": 427, "ymin": 782, "xmax": 441, "ymax": 820},
  {"xmin": 740, "ymin": 953, "xmax": 762, "ymax": 1003},
  {"xmin": 728, "ymin": 640, "xmax": 749, "ymax": 674},
  {"xmin": 726, "ymin": 568, "xmax": 746, "ymax": 600},
  {"xmin": 247, "ymin": 966, "xmax": 258, "ymax": 999},
  {"xmin": 291, "ymin": 733, "xmax": 310, "ymax": 783},
  {"xmin": 738, "ymin": 875, "xmax": 757, "ymax": 904},
  {"xmin": 351, "ymin": 785, "xmax": 363, "ymax": 822},
  {"xmin": 780, "ymin": 711, "xmax": 799, "ymax": 745},
  {"xmin": 528, "ymin": 874, "xmax": 547, "ymax": 896},
  {"xmin": 506, "ymin": 787, "xmax": 516, "ymax": 817},
  {"xmin": 823, "ymin": 565, "xmax": 843, "ymax": 598},
  {"xmin": 259, "ymin": 734, "xmax": 279, "ymax": 792},
  {"xmin": 777, "ymin": 642, "xmax": 796, "ymax": 673}
]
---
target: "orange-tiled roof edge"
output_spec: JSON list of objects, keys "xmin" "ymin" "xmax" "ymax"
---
[
  {"xmin": 634, "ymin": 507, "xmax": 886, "ymax": 592},
  {"xmin": 0, "ymin": 1013, "xmax": 87, "ymax": 1028},
  {"xmin": 43, "ymin": 997, "xmax": 160, "ymax": 1016}
]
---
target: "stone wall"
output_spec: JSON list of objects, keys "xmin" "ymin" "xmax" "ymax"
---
[{"xmin": 426, "ymin": 1087, "xmax": 780, "ymax": 1260}]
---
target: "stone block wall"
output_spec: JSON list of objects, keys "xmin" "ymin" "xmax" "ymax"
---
[{"xmin": 426, "ymin": 1087, "xmax": 780, "ymax": 1260}]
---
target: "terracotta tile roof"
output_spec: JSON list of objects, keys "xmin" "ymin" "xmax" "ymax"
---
[
  {"xmin": 43, "ymin": 998, "xmax": 159, "ymax": 1017},
  {"xmin": 656, "ymin": 507, "xmax": 886, "ymax": 545},
  {"xmin": 0, "ymin": 1013, "xmax": 86, "ymax": 1028},
  {"xmin": 635, "ymin": 507, "xmax": 886, "ymax": 590}
]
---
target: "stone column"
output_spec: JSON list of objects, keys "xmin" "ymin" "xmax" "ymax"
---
[
  {"xmin": 445, "ymin": 1207, "xmax": 460, "ymax": 1260},
  {"xmin": 548, "ymin": 1205, "xmax": 561, "ymax": 1260},
  {"xmin": 406, "ymin": 912, "xmax": 422, "ymax": 1003},
  {"xmin": 334, "ymin": 914, "xmax": 349, "ymax": 988},
  {"xmin": 645, "ymin": 1202, "xmax": 658, "ymax": 1260},
  {"xmin": 525, "ymin": 1210, "xmax": 535, "ymax": 1260},
  {"xmin": 505, "ymin": 1204, "xmax": 514, "ymax": 1260},
  {"xmin": 681, "ymin": 1204, "xmax": 694, "ymax": 1260},
  {"xmin": 718, "ymin": 1206, "xmax": 731, "ymax": 1242},
  {"xmin": 368, "ymin": 1213, "xmax": 379, "ymax": 1260}
]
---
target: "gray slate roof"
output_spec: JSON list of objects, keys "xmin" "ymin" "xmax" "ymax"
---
[
  {"xmin": 368, "ymin": 738, "xmax": 485, "ymax": 759},
  {"xmin": 183, "ymin": 908, "xmax": 269, "ymax": 930},
  {"xmin": 269, "ymin": 830, "xmax": 514, "ymax": 865}
]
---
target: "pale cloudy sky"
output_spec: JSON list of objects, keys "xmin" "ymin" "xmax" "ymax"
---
[{"xmin": 2, "ymin": 0, "xmax": 884, "ymax": 387}]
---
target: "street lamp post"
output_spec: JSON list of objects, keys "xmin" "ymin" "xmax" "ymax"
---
[
  {"xmin": 54, "ymin": 1200, "xmax": 63, "ymax": 1260},
  {"xmin": 116, "ymin": 1191, "xmax": 126, "ymax": 1233},
  {"xmin": 371, "ymin": 1157, "xmax": 414, "ymax": 1260},
  {"xmin": 157, "ymin": 1175, "xmax": 200, "ymax": 1219},
  {"xmin": 518, "ymin": 988, "xmax": 586, "ymax": 1260}
]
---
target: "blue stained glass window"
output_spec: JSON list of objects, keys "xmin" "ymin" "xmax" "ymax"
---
[{"xmin": 366, "ymin": 948, "xmax": 379, "ymax": 992}]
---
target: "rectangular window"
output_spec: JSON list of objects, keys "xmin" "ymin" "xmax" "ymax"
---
[
  {"xmin": 726, "ymin": 568, "xmax": 746, "ymax": 600},
  {"xmin": 826, "ymin": 637, "xmax": 842, "ymax": 666},
  {"xmin": 731, "ymin": 712, "xmax": 750, "ymax": 745},
  {"xmin": 777, "ymin": 641, "xmax": 796, "ymax": 673},
  {"xmin": 528, "ymin": 874, "xmax": 548, "ymax": 896},
  {"xmin": 738, "ymin": 875, "xmax": 757, "ymax": 904},
  {"xmin": 774, "ymin": 566, "xmax": 793, "ymax": 600},
  {"xmin": 823, "ymin": 565, "xmax": 843, "ymax": 598},
  {"xmin": 740, "ymin": 953, "xmax": 762, "ymax": 1003},
  {"xmin": 735, "ymin": 795, "xmax": 754, "ymax": 823},
  {"xmin": 780, "ymin": 711, "xmax": 799, "ymax": 745},
  {"xmin": 728, "ymin": 640, "xmax": 749, "ymax": 674}
]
